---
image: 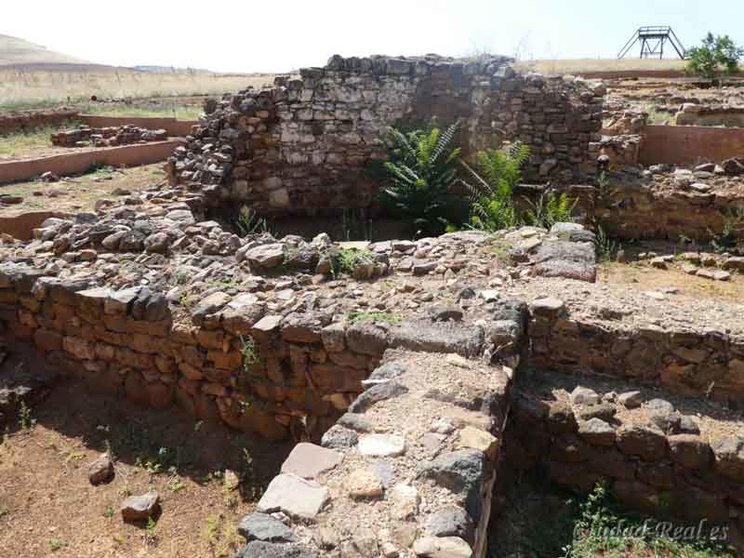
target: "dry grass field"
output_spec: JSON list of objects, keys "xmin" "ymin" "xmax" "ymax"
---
[
  {"xmin": 514, "ymin": 57, "xmax": 687, "ymax": 75},
  {"xmin": 0, "ymin": 69, "xmax": 277, "ymax": 111},
  {"xmin": 0, "ymin": 34, "xmax": 279, "ymax": 111}
]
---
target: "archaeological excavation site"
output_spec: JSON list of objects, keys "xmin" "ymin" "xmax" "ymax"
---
[{"xmin": 2, "ymin": 52, "xmax": 744, "ymax": 558}]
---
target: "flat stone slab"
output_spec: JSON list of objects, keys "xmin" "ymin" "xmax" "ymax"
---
[
  {"xmin": 237, "ymin": 513, "xmax": 296, "ymax": 543},
  {"xmin": 257, "ymin": 474, "xmax": 329, "ymax": 520},
  {"xmin": 389, "ymin": 320, "xmax": 484, "ymax": 357},
  {"xmin": 533, "ymin": 240, "xmax": 596, "ymax": 283},
  {"xmin": 358, "ymin": 434, "xmax": 406, "ymax": 457},
  {"xmin": 280, "ymin": 443, "xmax": 342, "ymax": 479}
]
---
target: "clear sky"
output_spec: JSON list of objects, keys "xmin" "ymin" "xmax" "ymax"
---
[{"xmin": 3, "ymin": 0, "xmax": 743, "ymax": 72}]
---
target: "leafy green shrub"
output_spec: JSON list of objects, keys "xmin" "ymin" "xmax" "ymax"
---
[
  {"xmin": 379, "ymin": 123, "xmax": 467, "ymax": 238},
  {"xmin": 524, "ymin": 190, "xmax": 576, "ymax": 229},
  {"xmin": 463, "ymin": 142, "xmax": 530, "ymax": 231},
  {"xmin": 686, "ymin": 33, "xmax": 744, "ymax": 80}
]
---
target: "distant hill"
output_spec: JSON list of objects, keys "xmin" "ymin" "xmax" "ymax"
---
[
  {"xmin": 132, "ymin": 65, "xmax": 215, "ymax": 74},
  {"xmin": 0, "ymin": 34, "xmax": 108, "ymax": 70}
]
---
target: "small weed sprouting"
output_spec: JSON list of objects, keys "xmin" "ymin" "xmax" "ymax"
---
[
  {"xmin": 179, "ymin": 291, "xmax": 193, "ymax": 309},
  {"xmin": 103, "ymin": 505, "xmax": 115, "ymax": 518},
  {"xmin": 135, "ymin": 445, "xmax": 191, "ymax": 476},
  {"xmin": 239, "ymin": 335, "xmax": 260, "ymax": 371},
  {"xmin": 49, "ymin": 538, "xmax": 68, "ymax": 552},
  {"xmin": 202, "ymin": 514, "xmax": 243, "ymax": 558},
  {"xmin": 333, "ymin": 247, "xmax": 376, "ymax": 276},
  {"xmin": 143, "ymin": 517, "xmax": 159, "ymax": 547},
  {"xmin": 17, "ymin": 400, "xmax": 36, "ymax": 431},
  {"xmin": 170, "ymin": 270, "xmax": 190, "ymax": 286},
  {"xmin": 347, "ymin": 310, "xmax": 402, "ymax": 325},
  {"xmin": 595, "ymin": 225, "xmax": 621, "ymax": 263},
  {"xmin": 524, "ymin": 190, "xmax": 577, "ymax": 229},
  {"xmin": 167, "ymin": 473, "xmax": 186, "ymax": 493},
  {"xmin": 235, "ymin": 206, "xmax": 270, "ymax": 237},
  {"xmin": 710, "ymin": 207, "xmax": 744, "ymax": 255},
  {"xmin": 239, "ymin": 448, "xmax": 262, "ymax": 501}
]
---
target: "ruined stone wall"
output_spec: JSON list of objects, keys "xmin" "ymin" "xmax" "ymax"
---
[
  {"xmin": 240, "ymin": 349, "xmax": 512, "ymax": 558},
  {"xmin": 0, "ymin": 261, "xmax": 516, "ymax": 442},
  {"xmin": 169, "ymin": 55, "xmax": 603, "ymax": 214},
  {"xmin": 508, "ymin": 388, "xmax": 744, "ymax": 541},
  {"xmin": 528, "ymin": 299, "xmax": 744, "ymax": 402}
]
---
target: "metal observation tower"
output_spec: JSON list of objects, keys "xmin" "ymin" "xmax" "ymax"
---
[{"xmin": 618, "ymin": 26, "xmax": 687, "ymax": 59}]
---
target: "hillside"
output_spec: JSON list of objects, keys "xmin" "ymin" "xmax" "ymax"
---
[{"xmin": 0, "ymin": 34, "xmax": 100, "ymax": 69}]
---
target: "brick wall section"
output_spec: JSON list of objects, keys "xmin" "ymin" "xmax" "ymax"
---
[
  {"xmin": 169, "ymin": 55, "xmax": 603, "ymax": 213},
  {"xmin": 527, "ymin": 299, "xmax": 744, "ymax": 402}
]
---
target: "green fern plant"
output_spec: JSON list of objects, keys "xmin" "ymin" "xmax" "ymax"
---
[
  {"xmin": 379, "ymin": 123, "xmax": 467, "ymax": 238},
  {"xmin": 462, "ymin": 142, "xmax": 530, "ymax": 231}
]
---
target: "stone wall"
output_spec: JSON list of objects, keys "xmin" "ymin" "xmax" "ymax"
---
[
  {"xmin": 168, "ymin": 55, "xmax": 603, "ymax": 214},
  {"xmin": 234, "ymin": 349, "xmax": 513, "ymax": 558},
  {"xmin": 508, "ymin": 381, "xmax": 744, "ymax": 543},
  {"xmin": 527, "ymin": 298, "xmax": 744, "ymax": 402},
  {"xmin": 51, "ymin": 125, "xmax": 168, "ymax": 148},
  {"xmin": 0, "ymin": 261, "xmax": 519, "ymax": 443}
]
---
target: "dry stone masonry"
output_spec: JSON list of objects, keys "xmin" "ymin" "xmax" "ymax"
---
[
  {"xmin": 508, "ymin": 370, "xmax": 744, "ymax": 543},
  {"xmin": 168, "ymin": 55, "xmax": 603, "ymax": 214},
  {"xmin": 51, "ymin": 125, "xmax": 168, "ymax": 148}
]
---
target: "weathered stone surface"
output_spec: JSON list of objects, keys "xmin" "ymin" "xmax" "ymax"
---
[
  {"xmin": 337, "ymin": 413, "xmax": 373, "ymax": 432},
  {"xmin": 389, "ymin": 320, "xmax": 484, "ymax": 357},
  {"xmin": 533, "ymin": 240, "xmax": 596, "ymax": 282},
  {"xmin": 321, "ymin": 424, "xmax": 359, "ymax": 449},
  {"xmin": 711, "ymin": 436, "xmax": 744, "ymax": 481},
  {"xmin": 345, "ymin": 322, "xmax": 390, "ymax": 356},
  {"xmin": 346, "ymin": 468, "xmax": 384, "ymax": 499},
  {"xmin": 120, "ymin": 491, "xmax": 160, "ymax": 522},
  {"xmin": 617, "ymin": 390, "xmax": 643, "ymax": 409},
  {"xmin": 280, "ymin": 443, "xmax": 342, "ymax": 479},
  {"xmin": 241, "ymin": 243, "xmax": 285, "ymax": 269},
  {"xmin": 358, "ymin": 434, "xmax": 406, "ymax": 457},
  {"xmin": 235, "ymin": 541, "xmax": 317, "ymax": 558},
  {"xmin": 616, "ymin": 424, "xmax": 667, "ymax": 461},
  {"xmin": 88, "ymin": 453, "xmax": 114, "ymax": 485},
  {"xmin": 390, "ymin": 483, "xmax": 420, "ymax": 519},
  {"xmin": 570, "ymin": 386, "xmax": 600, "ymax": 406},
  {"xmin": 281, "ymin": 312, "xmax": 329, "ymax": 343},
  {"xmin": 425, "ymin": 506, "xmax": 474, "ymax": 541},
  {"xmin": 577, "ymin": 418, "xmax": 616, "ymax": 446},
  {"xmin": 257, "ymin": 474, "xmax": 329, "ymax": 519},
  {"xmin": 348, "ymin": 381, "xmax": 409, "ymax": 413},
  {"xmin": 412, "ymin": 536, "xmax": 473, "ymax": 557},
  {"xmin": 418, "ymin": 449, "xmax": 486, "ymax": 521},
  {"xmin": 455, "ymin": 426, "xmax": 498, "ymax": 458},
  {"xmin": 237, "ymin": 513, "xmax": 296, "ymax": 543},
  {"xmin": 530, "ymin": 297, "xmax": 566, "ymax": 318}
]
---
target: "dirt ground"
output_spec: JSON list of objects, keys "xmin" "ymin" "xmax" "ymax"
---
[
  {"xmin": 0, "ymin": 378, "xmax": 291, "ymax": 558},
  {"xmin": 0, "ymin": 163, "xmax": 166, "ymax": 214},
  {"xmin": 599, "ymin": 261, "xmax": 744, "ymax": 304}
]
